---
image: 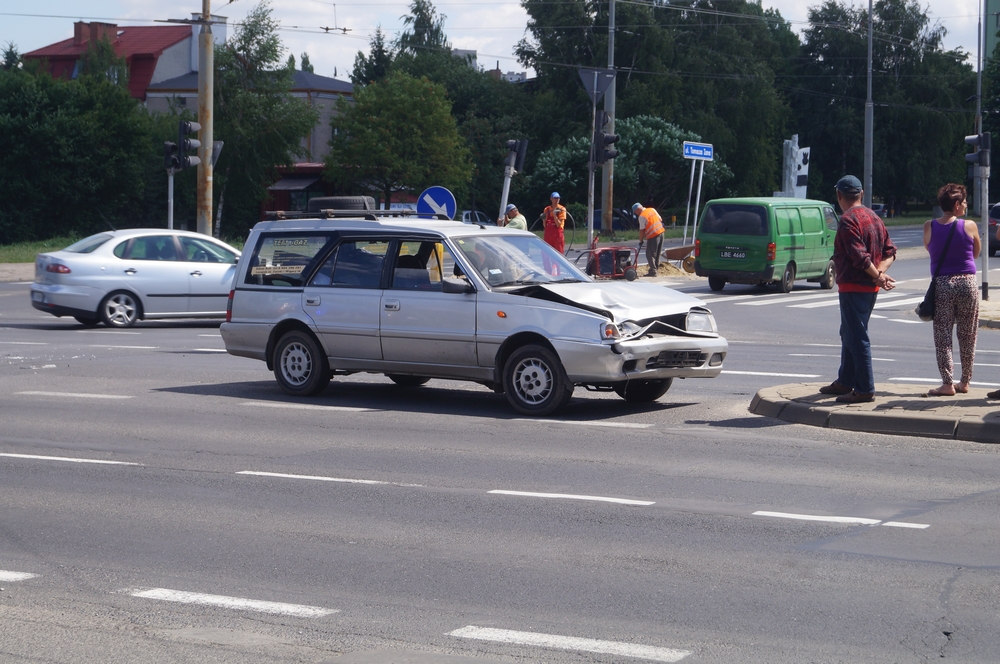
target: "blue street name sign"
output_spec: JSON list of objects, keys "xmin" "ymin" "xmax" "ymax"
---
[
  {"xmin": 683, "ymin": 141, "xmax": 714, "ymax": 161},
  {"xmin": 416, "ymin": 186, "xmax": 457, "ymax": 219}
]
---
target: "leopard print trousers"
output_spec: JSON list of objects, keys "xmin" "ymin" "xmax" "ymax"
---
[{"xmin": 932, "ymin": 273, "xmax": 979, "ymax": 386}]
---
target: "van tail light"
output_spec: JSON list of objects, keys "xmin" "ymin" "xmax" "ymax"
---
[
  {"xmin": 46, "ymin": 263, "xmax": 71, "ymax": 274},
  {"xmin": 694, "ymin": 239, "xmax": 700, "ymax": 257},
  {"xmin": 225, "ymin": 290, "xmax": 234, "ymax": 323},
  {"xmin": 766, "ymin": 242, "xmax": 776, "ymax": 261}
]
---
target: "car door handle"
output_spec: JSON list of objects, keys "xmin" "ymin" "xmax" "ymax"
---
[
  {"xmin": 190, "ymin": 270, "xmax": 203, "ymax": 277},
  {"xmin": 124, "ymin": 268, "xmax": 136, "ymax": 275},
  {"xmin": 384, "ymin": 300, "xmax": 400, "ymax": 311},
  {"xmin": 305, "ymin": 296, "xmax": 321, "ymax": 306}
]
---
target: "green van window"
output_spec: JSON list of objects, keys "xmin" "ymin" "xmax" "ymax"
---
[
  {"xmin": 700, "ymin": 204, "xmax": 768, "ymax": 236},
  {"xmin": 800, "ymin": 208, "xmax": 824, "ymax": 233},
  {"xmin": 823, "ymin": 207, "xmax": 839, "ymax": 231},
  {"xmin": 775, "ymin": 208, "xmax": 801, "ymax": 236}
]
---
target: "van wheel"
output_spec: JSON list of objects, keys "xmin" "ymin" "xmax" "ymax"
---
[
  {"xmin": 503, "ymin": 344, "xmax": 573, "ymax": 416},
  {"xmin": 273, "ymin": 330, "xmax": 331, "ymax": 396},
  {"xmin": 819, "ymin": 260, "xmax": 835, "ymax": 289},
  {"xmin": 708, "ymin": 276, "xmax": 726, "ymax": 292},
  {"xmin": 388, "ymin": 374, "xmax": 430, "ymax": 387},
  {"xmin": 779, "ymin": 263, "xmax": 795, "ymax": 293},
  {"xmin": 614, "ymin": 378, "xmax": 673, "ymax": 403}
]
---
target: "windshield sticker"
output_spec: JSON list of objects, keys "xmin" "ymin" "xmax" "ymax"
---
[
  {"xmin": 489, "ymin": 269, "xmax": 503, "ymax": 275},
  {"xmin": 250, "ymin": 265, "xmax": 306, "ymax": 276}
]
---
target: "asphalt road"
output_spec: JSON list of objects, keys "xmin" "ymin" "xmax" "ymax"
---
[{"xmin": 2, "ymin": 239, "xmax": 1000, "ymax": 663}]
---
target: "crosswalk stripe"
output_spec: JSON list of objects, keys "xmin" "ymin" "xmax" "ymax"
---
[
  {"xmin": 789, "ymin": 291, "xmax": 910, "ymax": 309},
  {"xmin": 873, "ymin": 296, "xmax": 925, "ymax": 309},
  {"xmin": 448, "ymin": 626, "xmax": 690, "ymax": 662}
]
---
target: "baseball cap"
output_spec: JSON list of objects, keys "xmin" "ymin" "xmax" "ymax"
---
[
  {"xmin": 835, "ymin": 175, "xmax": 863, "ymax": 194},
  {"xmin": 632, "ymin": 202, "xmax": 642, "ymax": 211},
  {"xmin": 550, "ymin": 191, "xmax": 560, "ymax": 199},
  {"xmin": 505, "ymin": 204, "xmax": 517, "ymax": 213}
]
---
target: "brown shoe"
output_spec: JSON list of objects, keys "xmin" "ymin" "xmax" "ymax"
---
[
  {"xmin": 819, "ymin": 381, "xmax": 852, "ymax": 395},
  {"xmin": 836, "ymin": 391, "xmax": 875, "ymax": 403}
]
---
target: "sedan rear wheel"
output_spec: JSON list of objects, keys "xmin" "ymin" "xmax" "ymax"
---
[
  {"xmin": 273, "ymin": 331, "xmax": 331, "ymax": 396},
  {"xmin": 100, "ymin": 292, "xmax": 140, "ymax": 328},
  {"xmin": 503, "ymin": 344, "xmax": 573, "ymax": 416}
]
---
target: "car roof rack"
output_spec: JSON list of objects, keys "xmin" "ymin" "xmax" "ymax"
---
[{"xmin": 263, "ymin": 209, "xmax": 453, "ymax": 222}]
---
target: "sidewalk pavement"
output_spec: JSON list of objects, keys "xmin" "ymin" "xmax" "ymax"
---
[{"xmin": 0, "ymin": 263, "xmax": 32, "ymax": 282}]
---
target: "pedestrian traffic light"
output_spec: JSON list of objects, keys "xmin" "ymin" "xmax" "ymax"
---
[
  {"xmin": 593, "ymin": 110, "xmax": 620, "ymax": 165},
  {"xmin": 965, "ymin": 132, "xmax": 991, "ymax": 168},
  {"xmin": 504, "ymin": 139, "xmax": 528, "ymax": 172},
  {"xmin": 177, "ymin": 120, "xmax": 202, "ymax": 170},
  {"xmin": 163, "ymin": 141, "xmax": 178, "ymax": 170}
]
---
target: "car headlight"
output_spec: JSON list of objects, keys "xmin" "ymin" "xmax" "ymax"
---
[
  {"xmin": 686, "ymin": 310, "xmax": 717, "ymax": 334},
  {"xmin": 618, "ymin": 320, "xmax": 642, "ymax": 337}
]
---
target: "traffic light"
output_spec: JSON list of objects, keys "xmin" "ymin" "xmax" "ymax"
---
[
  {"xmin": 164, "ymin": 141, "xmax": 178, "ymax": 170},
  {"xmin": 504, "ymin": 139, "xmax": 528, "ymax": 172},
  {"xmin": 966, "ymin": 132, "xmax": 991, "ymax": 168},
  {"xmin": 177, "ymin": 120, "xmax": 202, "ymax": 170},
  {"xmin": 593, "ymin": 110, "xmax": 620, "ymax": 165}
]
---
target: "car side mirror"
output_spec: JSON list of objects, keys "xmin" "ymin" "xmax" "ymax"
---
[{"xmin": 442, "ymin": 277, "xmax": 474, "ymax": 294}]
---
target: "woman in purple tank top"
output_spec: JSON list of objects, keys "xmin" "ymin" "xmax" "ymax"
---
[{"xmin": 922, "ymin": 183, "xmax": 981, "ymax": 396}]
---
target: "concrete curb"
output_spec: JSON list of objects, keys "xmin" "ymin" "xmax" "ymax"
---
[
  {"xmin": 0, "ymin": 263, "xmax": 33, "ymax": 283},
  {"xmin": 749, "ymin": 383, "xmax": 1000, "ymax": 445}
]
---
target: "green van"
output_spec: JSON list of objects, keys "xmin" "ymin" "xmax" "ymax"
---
[{"xmin": 693, "ymin": 197, "xmax": 839, "ymax": 293}]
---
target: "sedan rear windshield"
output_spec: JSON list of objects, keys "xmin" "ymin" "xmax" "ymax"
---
[
  {"xmin": 700, "ymin": 205, "xmax": 768, "ymax": 236},
  {"xmin": 63, "ymin": 233, "xmax": 113, "ymax": 253}
]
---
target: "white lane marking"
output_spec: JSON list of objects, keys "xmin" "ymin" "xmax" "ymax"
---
[
  {"xmin": 790, "ymin": 291, "xmax": 910, "ymax": 309},
  {"xmin": 0, "ymin": 341, "xmax": 49, "ymax": 345},
  {"xmin": 975, "ymin": 363, "xmax": 1000, "ymax": 367},
  {"xmin": 240, "ymin": 401, "xmax": 373, "ymax": 413},
  {"xmin": 198, "ymin": 334, "xmax": 222, "ymax": 337},
  {"xmin": 88, "ymin": 345, "xmax": 158, "ymax": 350},
  {"xmin": 15, "ymin": 391, "xmax": 132, "ymax": 400},
  {"xmin": 0, "ymin": 452, "xmax": 139, "ymax": 466},
  {"xmin": 869, "ymin": 313, "xmax": 887, "ymax": 319},
  {"xmin": 888, "ymin": 377, "xmax": 1000, "ymax": 387},
  {"xmin": 874, "ymin": 296, "xmax": 925, "ymax": 309},
  {"xmin": 692, "ymin": 292, "xmax": 785, "ymax": 305},
  {"xmin": 513, "ymin": 418, "xmax": 652, "ymax": 429},
  {"xmin": 237, "ymin": 470, "xmax": 393, "ymax": 486},
  {"xmin": 736, "ymin": 293, "xmax": 838, "ymax": 306},
  {"xmin": 803, "ymin": 343, "xmax": 840, "ymax": 348},
  {"xmin": 488, "ymin": 490, "xmax": 654, "ymax": 506},
  {"xmin": 448, "ymin": 626, "xmax": 690, "ymax": 662},
  {"xmin": 0, "ymin": 571, "xmax": 38, "ymax": 582},
  {"xmin": 886, "ymin": 319, "xmax": 923, "ymax": 324},
  {"xmin": 789, "ymin": 353, "xmax": 895, "ymax": 362},
  {"xmin": 192, "ymin": 348, "xmax": 227, "ymax": 352},
  {"xmin": 721, "ymin": 370, "xmax": 821, "ymax": 378},
  {"xmin": 882, "ymin": 521, "xmax": 930, "ymax": 529},
  {"xmin": 77, "ymin": 331, "xmax": 141, "ymax": 335},
  {"xmin": 128, "ymin": 588, "xmax": 338, "ymax": 617},
  {"xmin": 753, "ymin": 511, "xmax": 881, "ymax": 525}
]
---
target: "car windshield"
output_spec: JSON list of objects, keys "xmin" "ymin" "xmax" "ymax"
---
[
  {"xmin": 452, "ymin": 234, "xmax": 589, "ymax": 287},
  {"xmin": 63, "ymin": 233, "xmax": 113, "ymax": 253}
]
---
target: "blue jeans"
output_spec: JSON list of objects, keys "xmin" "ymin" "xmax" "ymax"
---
[{"xmin": 837, "ymin": 291, "xmax": 878, "ymax": 394}]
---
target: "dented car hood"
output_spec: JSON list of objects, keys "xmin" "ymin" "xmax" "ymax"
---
[{"xmin": 532, "ymin": 281, "xmax": 707, "ymax": 322}]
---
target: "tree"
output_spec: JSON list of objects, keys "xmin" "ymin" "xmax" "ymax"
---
[
  {"xmin": 212, "ymin": 0, "xmax": 319, "ymax": 236},
  {"xmin": 2, "ymin": 41, "xmax": 19, "ymax": 70},
  {"xmin": 396, "ymin": 0, "xmax": 450, "ymax": 54},
  {"xmin": 79, "ymin": 36, "xmax": 129, "ymax": 88},
  {"xmin": 325, "ymin": 70, "xmax": 472, "ymax": 207},
  {"xmin": 300, "ymin": 52, "xmax": 314, "ymax": 73},
  {"xmin": 351, "ymin": 27, "xmax": 393, "ymax": 86}
]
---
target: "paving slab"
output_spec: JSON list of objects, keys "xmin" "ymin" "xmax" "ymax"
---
[{"xmin": 0, "ymin": 263, "xmax": 33, "ymax": 282}]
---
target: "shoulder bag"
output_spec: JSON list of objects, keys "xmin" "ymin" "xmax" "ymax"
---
[{"xmin": 915, "ymin": 221, "xmax": 958, "ymax": 322}]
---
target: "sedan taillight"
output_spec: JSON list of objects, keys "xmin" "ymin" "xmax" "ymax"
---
[
  {"xmin": 226, "ymin": 290, "xmax": 234, "ymax": 323},
  {"xmin": 45, "ymin": 263, "xmax": 71, "ymax": 274}
]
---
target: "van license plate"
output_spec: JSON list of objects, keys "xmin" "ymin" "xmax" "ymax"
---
[
  {"xmin": 32, "ymin": 291, "xmax": 44, "ymax": 303},
  {"xmin": 719, "ymin": 250, "xmax": 746, "ymax": 259}
]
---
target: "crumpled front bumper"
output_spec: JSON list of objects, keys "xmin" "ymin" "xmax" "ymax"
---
[{"xmin": 554, "ymin": 334, "xmax": 728, "ymax": 383}]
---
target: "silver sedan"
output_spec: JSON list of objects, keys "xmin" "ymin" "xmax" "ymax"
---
[{"xmin": 31, "ymin": 229, "xmax": 240, "ymax": 327}]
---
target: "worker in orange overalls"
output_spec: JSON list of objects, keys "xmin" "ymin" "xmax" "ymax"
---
[
  {"xmin": 634, "ymin": 202, "xmax": 665, "ymax": 276},
  {"xmin": 543, "ymin": 192, "xmax": 567, "ymax": 254}
]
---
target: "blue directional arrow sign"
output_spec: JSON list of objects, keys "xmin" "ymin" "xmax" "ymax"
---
[
  {"xmin": 683, "ymin": 141, "xmax": 714, "ymax": 161},
  {"xmin": 416, "ymin": 186, "xmax": 457, "ymax": 219}
]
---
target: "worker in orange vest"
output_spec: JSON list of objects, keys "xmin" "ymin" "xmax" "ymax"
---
[
  {"xmin": 634, "ymin": 202, "xmax": 665, "ymax": 276},
  {"xmin": 543, "ymin": 192, "xmax": 567, "ymax": 254}
]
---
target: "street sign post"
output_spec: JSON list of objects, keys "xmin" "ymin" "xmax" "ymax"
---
[
  {"xmin": 416, "ymin": 186, "xmax": 457, "ymax": 219},
  {"xmin": 682, "ymin": 141, "xmax": 713, "ymax": 248}
]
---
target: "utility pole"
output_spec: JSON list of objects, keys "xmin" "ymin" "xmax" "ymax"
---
[
  {"xmin": 979, "ymin": 0, "xmax": 990, "ymax": 300},
  {"xmin": 196, "ymin": 0, "xmax": 214, "ymax": 237},
  {"xmin": 863, "ymin": 0, "xmax": 873, "ymax": 208},
  {"xmin": 600, "ymin": 0, "xmax": 615, "ymax": 235}
]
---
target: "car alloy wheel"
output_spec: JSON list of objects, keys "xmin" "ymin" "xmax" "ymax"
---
[{"xmin": 100, "ymin": 292, "xmax": 139, "ymax": 327}]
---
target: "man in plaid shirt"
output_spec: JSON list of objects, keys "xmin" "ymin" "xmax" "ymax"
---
[{"xmin": 819, "ymin": 175, "xmax": 897, "ymax": 403}]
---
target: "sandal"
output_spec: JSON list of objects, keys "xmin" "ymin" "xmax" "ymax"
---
[
  {"xmin": 924, "ymin": 386, "xmax": 956, "ymax": 397},
  {"xmin": 955, "ymin": 383, "xmax": 970, "ymax": 394}
]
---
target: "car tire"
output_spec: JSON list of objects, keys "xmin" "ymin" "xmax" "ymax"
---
[
  {"xmin": 273, "ymin": 330, "xmax": 331, "ymax": 396},
  {"xmin": 708, "ymin": 276, "xmax": 726, "ymax": 292},
  {"xmin": 99, "ymin": 291, "xmax": 141, "ymax": 328},
  {"xmin": 779, "ymin": 263, "xmax": 795, "ymax": 293},
  {"xmin": 387, "ymin": 374, "xmax": 430, "ymax": 387},
  {"xmin": 503, "ymin": 344, "xmax": 573, "ymax": 416},
  {"xmin": 819, "ymin": 260, "xmax": 835, "ymax": 290},
  {"xmin": 74, "ymin": 315, "xmax": 99, "ymax": 326},
  {"xmin": 613, "ymin": 378, "xmax": 673, "ymax": 403}
]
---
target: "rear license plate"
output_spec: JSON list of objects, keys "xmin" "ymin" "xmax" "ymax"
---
[
  {"xmin": 719, "ymin": 250, "xmax": 746, "ymax": 259},
  {"xmin": 31, "ymin": 291, "xmax": 44, "ymax": 303}
]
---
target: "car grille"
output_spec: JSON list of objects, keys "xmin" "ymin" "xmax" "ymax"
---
[{"xmin": 646, "ymin": 350, "xmax": 706, "ymax": 369}]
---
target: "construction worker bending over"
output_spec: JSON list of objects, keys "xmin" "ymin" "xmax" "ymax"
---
[
  {"xmin": 500, "ymin": 204, "xmax": 527, "ymax": 230},
  {"xmin": 634, "ymin": 202, "xmax": 665, "ymax": 276},
  {"xmin": 543, "ymin": 192, "xmax": 567, "ymax": 254}
]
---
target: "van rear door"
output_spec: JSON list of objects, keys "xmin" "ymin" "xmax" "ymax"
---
[{"xmin": 696, "ymin": 203, "xmax": 770, "ymax": 273}]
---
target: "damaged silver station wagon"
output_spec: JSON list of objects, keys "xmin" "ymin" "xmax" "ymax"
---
[{"xmin": 221, "ymin": 210, "xmax": 728, "ymax": 416}]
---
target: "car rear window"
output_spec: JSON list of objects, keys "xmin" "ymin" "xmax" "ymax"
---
[
  {"xmin": 245, "ymin": 234, "xmax": 333, "ymax": 287},
  {"xmin": 63, "ymin": 233, "xmax": 113, "ymax": 253},
  {"xmin": 700, "ymin": 205, "xmax": 768, "ymax": 236}
]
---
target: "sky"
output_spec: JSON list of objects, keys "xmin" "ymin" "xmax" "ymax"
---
[{"xmin": 0, "ymin": 0, "xmax": 988, "ymax": 82}]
